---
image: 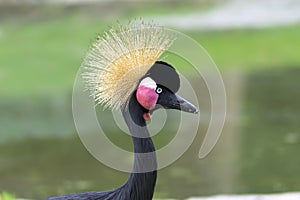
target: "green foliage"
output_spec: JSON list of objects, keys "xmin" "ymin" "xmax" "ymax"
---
[
  {"xmin": 189, "ymin": 26, "xmax": 300, "ymax": 71},
  {"xmin": 0, "ymin": 7, "xmax": 300, "ymax": 98},
  {"xmin": 1, "ymin": 192, "xmax": 16, "ymax": 200}
]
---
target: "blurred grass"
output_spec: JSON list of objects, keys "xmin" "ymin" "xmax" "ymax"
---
[
  {"xmin": 0, "ymin": 192, "xmax": 16, "ymax": 200},
  {"xmin": 0, "ymin": 12, "xmax": 104, "ymax": 98},
  {"xmin": 0, "ymin": 5, "xmax": 300, "ymax": 98},
  {"xmin": 192, "ymin": 27, "xmax": 300, "ymax": 71}
]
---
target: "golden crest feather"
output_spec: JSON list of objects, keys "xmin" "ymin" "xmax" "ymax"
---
[{"xmin": 81, "ymin": 20, "xmax": 175, "ymax": 110}]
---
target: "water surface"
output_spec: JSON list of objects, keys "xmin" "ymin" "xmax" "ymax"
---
[{"xmin": 0, "ymin": 68, "xmax": 300, "ymax": 199}]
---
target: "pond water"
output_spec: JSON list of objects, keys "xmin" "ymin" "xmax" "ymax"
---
[{"xmin": 0, "ymin": 68, "xmax": 300, "ymax": 199}]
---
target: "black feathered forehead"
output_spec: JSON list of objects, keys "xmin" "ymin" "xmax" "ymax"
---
[{"xmin": 145, "ymin": 61, "xmax": 180, "ymax": 93}]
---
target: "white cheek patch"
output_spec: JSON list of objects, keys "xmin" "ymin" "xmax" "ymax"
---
[{"xmin": 139, "ymin": 77, "xmax": 157, "ymax": 89}]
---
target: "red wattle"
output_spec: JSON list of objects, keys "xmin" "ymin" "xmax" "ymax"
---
[{"xmin": 143, "ymin": 113, "xmax": 152, "ymax": 121}]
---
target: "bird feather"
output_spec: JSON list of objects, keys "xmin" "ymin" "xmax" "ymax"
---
[{"xmin": 81, "ymin": 20, "xmax": 175, "ymax": 110}]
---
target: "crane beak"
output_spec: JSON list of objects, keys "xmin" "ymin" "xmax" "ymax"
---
[
  {"xmin": 173, "ymin": 94, "xmax": 199, "ymax": 114},
  {"xmin": 155, "ymin": 91, "xmax": 199, "ymax": 114}
]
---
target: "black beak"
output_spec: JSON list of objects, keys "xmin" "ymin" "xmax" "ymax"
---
[
  {"xmin": 156, "ymin": 91, "xmax": 199, "ymax": 114},
  {"xmin": 173, "ymin": 94, "xmax": 199, "ymax": 114}
]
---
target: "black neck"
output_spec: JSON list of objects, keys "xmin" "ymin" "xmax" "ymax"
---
[{"xmin": 121, "ymin": 93, "xmax": 157, "ymax": 200}]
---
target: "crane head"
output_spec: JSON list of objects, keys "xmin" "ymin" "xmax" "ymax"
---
[{"xmin": 136, "ymin": 61, "xmax": 198, "ymax": 121}]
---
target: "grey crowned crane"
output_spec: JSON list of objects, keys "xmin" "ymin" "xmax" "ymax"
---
[{"xmin": 48, "ymin": 21, "xmax": 198, "ymax": 200}]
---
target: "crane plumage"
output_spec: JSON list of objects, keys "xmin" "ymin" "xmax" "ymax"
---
[
  {"xmin": 81, "ymin": 20, "xmax": 175, "ymax": 109},
  {"xmin": 48, "ymin": 20, "xmax": 198, "ymax": 200}
]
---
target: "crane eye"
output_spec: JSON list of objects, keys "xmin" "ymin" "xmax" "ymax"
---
[{"xmin": 156, "ymin": 87, "xmax": 162, "ymax": 94}]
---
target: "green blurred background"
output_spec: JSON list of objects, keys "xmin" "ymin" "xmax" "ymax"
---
[{"xmin": 0, "ymin": 0, "xmax": 300, "ymax": 199}]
